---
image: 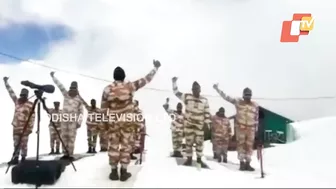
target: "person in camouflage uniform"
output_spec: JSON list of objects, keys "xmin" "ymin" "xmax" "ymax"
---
[
  {"xmin": 132, "ymin": 100, "xmax": 146, "ymax": 157},
  {"xmin": 163, "ymin": 97, "xmax": 184, "ymax": 158},
  {"xmin": 48, "ymin": 101, "xmax": 62, "ymax": 154},
  {"xmin": 172, "ymin": 77, "xmax": 211, "ymax": 168},
  {"xmin": 78, "ymin": 96, "xmax": 102, "ymax": 154},
  {"xmin": 129, "ymin": 100, "xmax": 142, "ymax": 160},
  {"xmin": 3, "ymin": 77, "xmax": 35, "ymax": 164},
  {"xmin": 101, "ymin": 60, "xmax": 161, "ymax": 181},
  {"xmin": 213, "ymin": 84, "xmax": 259, "ymax": 171},
  {"xmin": 50, "ymin": 72, "xmax": 84, "ymax": 160},
  {"xmin": 98, "ymin": 122, "xmax": 108, "ymax": 152},
  {"xmin": 211, "ymin": 107, "xmax": 232, "ymax": 163}
]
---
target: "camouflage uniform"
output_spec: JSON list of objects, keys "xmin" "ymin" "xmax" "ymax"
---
[
  {"xmin": 51, "ymin": 76, "xmax": 84, "ymax": 157},
  {"xmin": 163, "ymin": 102, "xmax": 184, "ymax": 155},
  {"xmin": 214, "ymin": 88, "xmax": 259, "ymax": 164},
  {"xmin": 172, "ymin": 83, "xmax": 211, "ymax": 160},
  {"xmin": 132, "ymin": 105, "xmax": 146, "ymax": 154},
  {"xmin": 101, "ymin": 67, "xmax": 158, "ymax": 171},
  {"xmin": 5, "ymin": 82, "xmax": 35, "ymax": 161},
  {"xmin": 98, "ymin": 122, "xmax": 108, "ymax": 151},
  {"xmin": 79, "ymin": 97, "xmax": 101, "ymax": 152},
  {"xmin": 48, "ymin": 108, "xmax": 62, "ymax": 152},
  {"xmin": 211, "ymin": 115, "xmax": 232, "ymax": 162}
]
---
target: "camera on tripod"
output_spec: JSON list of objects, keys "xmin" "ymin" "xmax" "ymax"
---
[
  {"xmin": 20, "ymin": 81, "xmax": 55, "ymax": 96},
  {"xmin": 7, "ymin": 80, "xmax": 76, "ymax": 188}
]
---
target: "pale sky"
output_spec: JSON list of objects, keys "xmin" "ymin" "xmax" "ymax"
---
[{"xmin": 1, "ymin": 0, "xmax": 336, "ymax": 121}]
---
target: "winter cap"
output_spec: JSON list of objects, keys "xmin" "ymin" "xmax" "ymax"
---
[
  {"xmin": 243, "ymin": 87, "xmax": 252, "ymax": 95},
  {"xmin": 114, "ymin": 66, "xmax": 126, "ymax": 81},
  {"xmin": 20, "ymin": 88, "xmax": 29, "ymax": 96},
  {"xmin": 192, "ymin": 81, "xmax": 200, "ymax": 88},
  {"xmin": 70, "ymin": 81, "xmax": 78, "ymax": 89}
]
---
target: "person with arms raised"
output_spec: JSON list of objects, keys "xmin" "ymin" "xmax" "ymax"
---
[
  {"xmin": 101, "ymin": 60, "xmax": 161, "ymax": 181},
  {"xmin": 172, "ymin": 77, "xmax": 211, "ymax": 168},
  {"xmin": 213, "ymin": 84, "xmax": 258, "ymax": 171}
]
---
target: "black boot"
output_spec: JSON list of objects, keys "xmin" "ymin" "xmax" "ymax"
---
[
  {"xmin": 239, "ymin": 161, "xmax": 246, "ymax": 171},
  {"xmin": 21, "ymin": 156, "xmax": 26, "ymax": 162},
  {"xmin": 217, "ymin": 155, "xmax": 222, "ymax": 163},
  {"xmin": 196, "ymin": 157, "xmax": 208, "ymax": 168},
  {"xmin": 9, "ymin": 157, "xmax": 19, "ymax": 165},
  {"xmin": 171, "ymin": 151, "xmax": 183, "ymax": 158},
  {"xmin": 222, "ymin": 156, "xmax": 227, "ymax": 163},
  {"xmin": 183, "ymin": 157, "xmax": 192, "ymax": 166},
  {"xmin": 55, "ymin": 148, "xmax": 60, "ymax": 154},
  {"xmin": 87, "ymin": 147, "xmax": 92, "ymax": 153},
  {"xmin": 130, "ymin": 153, "xmax": 137, "ymax": 160},
  {"xmin": 245, "ymin": 161, "xmax": 255, "ymax": 171},
  {"xmin": 133, "ymin": 148, "xmax": 141, "ymax": 154},
  {"xmin": 119, "ymin": 168, "xmax": 132, "ymax": 182},
  {"xmin": 213, "ymin": 153, "xmax": 218, "ymax": 159},
  {"xmin": 109, "ymin": 168, "xmax": 119, "ymax": 180},
  {"xmin": 92, "ymin": 147, "xmax": 97, "ymax": 153},
  {"xmin": 49, "ymin": 148, "xmax": 55, "ymax": 155}
]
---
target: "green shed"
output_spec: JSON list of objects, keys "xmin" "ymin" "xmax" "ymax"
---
[{"xmin": 260, "ymin": 106, "xmax": 293, "ymax": 144}]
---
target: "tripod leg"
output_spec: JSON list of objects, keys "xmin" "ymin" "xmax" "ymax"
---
[
  {"xmin": 40, "ymin": 99, "xmax": 77, "ymax": 171},
  {"xmin": 5, "ymin": 99, "xmax": 38, "ymax": 174}
]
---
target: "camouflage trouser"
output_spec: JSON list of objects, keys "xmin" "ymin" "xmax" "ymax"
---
[
  {"xmin": 213, "ymin": 136, "xmax": 230, "ymax": 157},
  {"xmin": 236, "ymin": 124, "xmax": 255, "ymax": 162},
  {"xmin": 108, "ymin": 122, "xmax": 133, "ymax": 169},
  {"xmin": 87, "ymin": 123, "xmax": 99, "ymax": 148},
  {"xmin": 49, "ymin": 126, "xmax": 61, "ymax": 150},
  {"xmin": 211, "ymin": 133, "xmax": 216, "ymax": 152},
  {"xmin": 184, "ymin": 125, "xmax": 204, "ymax": 158},
  {"xmin": 171, "ymin": 129, "xmax": 183, "ymax": 152},
  {"xmin": 13, "ymin": 134, "xmax": 29, "ymax": 158},
  {"xmin": 61, "ymin": 122, "xmax": 77, "ymax": 156},
  {"xmin": 130, "ymin": 129, "xmax": 140, "ymax": 152},
  {"xmin": 98, "ymin": 123, "xmax": 108, "ymax": 149}
]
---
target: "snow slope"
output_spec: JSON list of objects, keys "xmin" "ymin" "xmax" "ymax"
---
[{"xmin": 0, "ymin": 64, "xmax": 335, "ymax": 187}]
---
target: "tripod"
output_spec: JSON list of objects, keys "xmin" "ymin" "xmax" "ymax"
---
[{"xmin": 5, "ymin": 89, "xmax": 77, "ymax": 175}]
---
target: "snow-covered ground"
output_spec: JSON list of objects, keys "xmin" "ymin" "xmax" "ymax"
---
[{"xmin": 0, "ymin": 64, "xmax": 335, "ymax": 188}]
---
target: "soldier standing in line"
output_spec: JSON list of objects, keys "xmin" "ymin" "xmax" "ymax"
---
[
  {"xmin": 4, "ymin": 77, "xmax": 35, "ymax": 164},
  {"xmin": 172, "ymin": 77, "xmax": 211, "ymax": 168},
  {"xmin": 211, "ymin": 107, "xmax": 232, "ymax": 163},
  {"xmin": 213, "ymin": 84, "xmax": 259, "ymax": 171},
  {"xmin": 163, "ymin": 98, "xmax": 184, "ymax": 158},
  {"xmin": 101, "ymin": 60, "xmax": 161, "ymax": 181},
  {"xmin": 78, "ymin": 96, "xmax": 101, "ymax": 154},
  {"xmin": 98, "ymin": 122, "xmax": 108, "ymax": 152},
  {"xmin": 50, "ymin": 72, "xmax": 84, "ymax": 160},
  {"xmin": 48, "ymin": 101, "xmax": 62, "ymax": 154}
]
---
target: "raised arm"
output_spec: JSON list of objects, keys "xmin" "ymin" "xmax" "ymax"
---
[
  {"xmin": 172, "ymin": 77, "xmax": 185, "ymax": 101},
  {"xmin": 162, "ymin": 98, "xmax": 174, "ymax": 114},
  {"xmin": 131, "ymin": 60, "xmax": 161, "ymax": 91},
  {"xmin": 213, "ymin": 84, "xmax": 237, "ymax": 104},
  {"xmin": 3, "ymin": 77, "xmax": 18, "ymax": 103},
  {"xmin": 50, "ymin": 72, "xmax": 67, "ymax": 96}
]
